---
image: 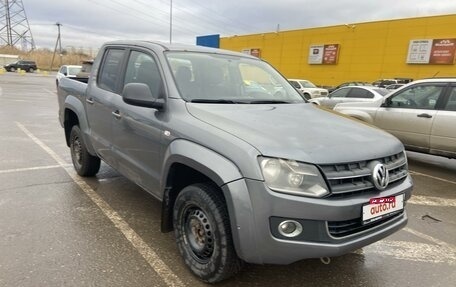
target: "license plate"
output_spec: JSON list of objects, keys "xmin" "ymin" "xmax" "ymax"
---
[{"xmin": 362, "ymin": 194, "xmax": 404, "ymax": 224}]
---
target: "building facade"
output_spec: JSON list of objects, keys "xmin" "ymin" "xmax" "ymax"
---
[{"xmin": 220, "ymin": 14, "xmax": 456, "ymax": 86}]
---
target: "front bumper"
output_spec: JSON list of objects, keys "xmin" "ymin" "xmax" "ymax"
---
[{"xmin": 222, "ymin": 175, "xmax": 413, "ymax": 265}]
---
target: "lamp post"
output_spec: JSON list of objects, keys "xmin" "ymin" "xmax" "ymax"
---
[{"xmin": 169, "ymin": 0, "xmax": 173, "ymax": 44}]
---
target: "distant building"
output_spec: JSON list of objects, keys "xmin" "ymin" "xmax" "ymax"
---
[
  {"xmin": 218, "ymin": 14, "xmax": 456, "ymax": 86},
  {"xmin": 0, "ymin": 54, "xmax": 19, "ymax": 66}
]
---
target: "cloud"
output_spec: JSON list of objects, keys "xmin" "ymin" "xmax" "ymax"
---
[{"xmin": 19, "ymin": 0, "xmax": 456, "ymax": 50}]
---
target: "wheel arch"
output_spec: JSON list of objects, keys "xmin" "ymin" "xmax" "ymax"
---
[{"xmin": 160, "ymin": 139, "xmax": 243, "ymax": 233}]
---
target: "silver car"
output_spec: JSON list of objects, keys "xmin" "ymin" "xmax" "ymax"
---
[
  {"xmin": 334, "ymin": 79, "xmax": 456, "ymax": 158},
  {"xmin": 309, "ymin": 86, "xmax": 389, "ymax": 109}
]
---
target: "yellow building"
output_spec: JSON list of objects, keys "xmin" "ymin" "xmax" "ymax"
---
[{"xmin": 220, "ymin": 14, "xmax": 456, "ymax": 86}]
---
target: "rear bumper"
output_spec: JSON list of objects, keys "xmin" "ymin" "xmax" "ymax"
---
[{"xmin": 222, "ymin": 175, "xmax": 412, "ymax": 264}]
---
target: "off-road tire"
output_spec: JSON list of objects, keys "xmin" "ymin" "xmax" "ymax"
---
[
  {"xmin": 173, "ymin": 183, "xmax": 243, "ymax": 283},
  {"xmin": 70, "ymin": 125, "xmax": 100, "ymax": 176}
]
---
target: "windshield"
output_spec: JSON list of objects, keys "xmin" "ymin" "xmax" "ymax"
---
[
  {"xmin": 299, "ymin": 80, "xmax": 317, "ymax": 88},
  {"xmin": 166, "ymin": 52, "xmax": 305, "ymax": 104},
  {"xmin": 68, "ymin": 67, "xmax": 82, "ymax": 75}
]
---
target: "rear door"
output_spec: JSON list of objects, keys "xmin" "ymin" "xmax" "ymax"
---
[
  {"xmin": 324, "ymin": 87, "xmax": 350, "ymax": 108},
  {"xmin": 374, "ymin": 82, "xmax": 447, "ymax": 152},
  {"xmin": 430, "ymin": 84, "xmax": 456, "ymax": 157},
  {"xmin": 342, "ymin": 87, "xmax": 376, "ymax": 105},
  {"xmin": 85, "ymin": 48, "xmax": 127, "ymax": 166}
]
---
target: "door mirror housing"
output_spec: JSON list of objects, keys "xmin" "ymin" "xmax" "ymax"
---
[
  {"xmin": 122, "ymin": 83, "xmax": 164, "ymax": 109},
  {"xmin": 380, "ymin": 97, "xmax": 390, "ymax": 107}
]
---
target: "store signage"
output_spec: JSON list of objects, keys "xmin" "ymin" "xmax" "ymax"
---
[
  {"xmin": 241, "ymin": 48, "xmax": 261, "ymax": 58},
  {"xmin": 308, "ymin": 44, "xmax": 339, "ymax": 64},
  {"xmin": 407, "ymin": 38, "xmax": 456, "ymax": 64}
]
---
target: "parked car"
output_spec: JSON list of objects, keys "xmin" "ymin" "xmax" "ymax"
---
[
  {"xmin": 385, "ymin": 83, "xmax": 405, "ymax": 90},
  {"xmin": 57, "ymin": 40, "xmax": 412, "ymax": 282},
  {"xmin": 335, "ymin": 78, "xmax": 456, "ymax": 158},
  {"xmin": 56, "ymin": 65, "xmax": 82, "ymax": 87},
  {"xmin": 309, "ymin": 86, "xmax": 390, "ymax": 109},
  {"xmin": 328, "ymin": 81, "xmax": 373, "ymax": 93},
  {"xmin": 288, "ymin": 79, "xmax": 328, "ymax": 99},
  {"xmin": 4, "ymin": 60, "xmax": 37, "ymax": 72},
  {"xmin": 372, "ymin": 79, "xmax": 399, "ymax": 88}
]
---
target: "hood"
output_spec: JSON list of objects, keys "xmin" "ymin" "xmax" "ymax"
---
[{"xmin": 186, "ymin": 103, "xmax": 403, "ymax": 164}]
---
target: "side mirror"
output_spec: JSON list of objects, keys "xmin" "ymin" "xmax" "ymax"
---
[
  {"xmin": 380, "ymin": 97, "xmax": 390, "ymax": 107},
  {"xmin": 63, "ymin": 72, "xmax": 67, "ymax": 76},
  {"xmin": 122, "ymin": 83, "xmax": 164, "ymax": 109}
]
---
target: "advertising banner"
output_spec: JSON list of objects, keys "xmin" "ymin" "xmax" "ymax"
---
[
  {"xmin": 322, "ymin": 44, "xmax": 340, "ymax": 64},
  {"xmin": 429, "ymin": 39, "xmax": 456, "ymax": 64},
  {"xmin": 309, "ymin": 44, "xmax": 339, "ymax": 64},
  {"xmin": 308, "ymin": 45, "xmax": 324, "ymax": 64},
  {"xmin": 407, "ymin": 38, "xmax": 456, "ymax": 64}
]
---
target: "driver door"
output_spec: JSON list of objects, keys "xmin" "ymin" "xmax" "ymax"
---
[{"xmin": 373, "ymin": 83, "xmax": 446, "ymax": 152}]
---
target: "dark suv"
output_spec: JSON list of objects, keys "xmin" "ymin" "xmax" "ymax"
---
[{"xmin": 4, "ymin": 60, "xmax": 37, "ymax": 72}]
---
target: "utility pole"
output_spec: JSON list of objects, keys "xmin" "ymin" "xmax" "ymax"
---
[{"xmin": 50, "ymin": 22, "xmax": 62, "ymax": 71}]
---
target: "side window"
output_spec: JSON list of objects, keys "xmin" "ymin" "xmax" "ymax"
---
[
  {"xmin": 387, "ymin": 84, "xmax": 444, "ymax": 109},
  {"xmin": 289, "ymin": 81, "xmax": 300, "ymax": 89},
  {"xmin": 98, "ymin": 49, "xmax": 125, "ymax": 93},
  {"xmin": 347, "ymin": 88, "xmax": 374, "ymax": 99},
  {"xmin": 330, "ymin": 88, "xmax": 350, "ymax": 98},
  {"xmin": 124, "ymin": 51, "xmax": 163, "ymax": 98},
  {"xmin": 444, "ymin": 87, "xmax": 456, "ymax": 111}
]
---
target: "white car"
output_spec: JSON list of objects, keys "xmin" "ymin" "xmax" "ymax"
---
[
  {"xmin": 56, "ymin": 65, "xmax": 82, "ymax": 87},
  {"xmin": 334, "ymin": 78, "xmax": 456, "ymax": 158},
  {"xmin": 288, "ymin": 79, "xmax": 328, "ymax": 99},
  {"xmin": 309, "ymin": 86, "xmax": 389, "ymax": 109}
]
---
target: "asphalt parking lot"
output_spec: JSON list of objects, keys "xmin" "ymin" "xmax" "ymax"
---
[{"xmin": 0, "ymin": 72, "xmax": 455, "ymax": 287}]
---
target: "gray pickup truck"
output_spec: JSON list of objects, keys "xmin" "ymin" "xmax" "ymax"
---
[{"xmin": 57, "ymin": 41, "xmax": 413, "ymax": 283}]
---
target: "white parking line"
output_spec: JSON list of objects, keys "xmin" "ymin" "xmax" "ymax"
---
[
  {"xmin": 0, "ymin": 165, "xmax": 65, "ymax": 174},
  {"xmin": 403, "ymin": 227, "xmax": 456, "ymax": 249},
  {"xmin": 410, "ymin": 170, "xmax": 456, "ymax": 185},
  {"xmin": 43, "ymin": 88, "xmax": 57, "ymax": 96},
  {"xmin": 408, "ymin": 195, "xmax": 456, "ymax": 207},
  {"xmin": 16, "ymin": 122, "xmax": 185, "ymax": 287},
  {"xmin": 356, "ymin": 240, "xmax": 456, "ymax": 266}
]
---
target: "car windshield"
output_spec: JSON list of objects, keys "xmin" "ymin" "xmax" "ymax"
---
[
  {"xmin": 165, "ymin": 52, "xmax": 305, "ymax": 104},
  {"xmin": 298, "ymin": 80, "xmax": 317, "ymax": 88},
  {"xmin": 68, "ymin": 67, "xmax": 81, "ymax": 75}
]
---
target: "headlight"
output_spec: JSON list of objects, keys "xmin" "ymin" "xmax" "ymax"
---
[{"xmin": 259, "ymin": 157, "xmax": 329, "ymax": 197}]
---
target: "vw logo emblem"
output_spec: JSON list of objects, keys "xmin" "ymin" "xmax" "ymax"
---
[{"xmin": 372, "ymin": 163, "xmax": 389, "ymax": 190}]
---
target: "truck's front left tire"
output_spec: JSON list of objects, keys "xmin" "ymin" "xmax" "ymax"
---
[
  {"xmin": 70, "ymin": 125, "xmax": 100, "ymax": 176},
  {"xmin": 173, "ymin": 183, "xmax": 242, "ymax": 283}
]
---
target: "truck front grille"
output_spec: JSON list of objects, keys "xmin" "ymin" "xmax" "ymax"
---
[
  {"xmin": 319, "ymin": 152, "xmax": 408, "ymax": 198},
  {"xmin": 327, "ymin": 211, "xmax": 403, "ymax": 237}
]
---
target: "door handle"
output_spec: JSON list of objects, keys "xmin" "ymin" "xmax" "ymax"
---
[
  {"xmin": 112, "ymin": 110, "xmax": 122, "ymax": 119},
  {"xmin": 86, "ymin": 98, "xmax": 94, "ymax": 104},
  {"xmin": 417, "ymin": 113, "xmax": 432, "ymax": 118}
]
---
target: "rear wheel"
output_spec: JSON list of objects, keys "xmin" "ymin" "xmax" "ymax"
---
[
  {"xmin": 70, "ymin": 125, "xmax": 100, "ymax": 176},
  {"xmin": 10, "ymin": 67, "xmax": 16, "ymax": 72},
  {"xmin": 28, "ymin": 68, "xmax": 34, "ymax": 73},
  {"xmin": 173, "ymin": 183, "xmax": 242, "ymax": 283}
]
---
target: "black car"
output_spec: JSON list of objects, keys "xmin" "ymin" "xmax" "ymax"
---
[{"xmin": 4, "ymin": 60, "xmax": 37, "ymax": 72}]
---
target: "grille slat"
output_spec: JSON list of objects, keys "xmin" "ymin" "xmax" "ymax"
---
[{"xmin": 320, "ymin": 152, "xmax": 408, "ymax": 198}]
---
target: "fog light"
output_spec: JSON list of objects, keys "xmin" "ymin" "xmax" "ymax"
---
[{"xmin": 278, "ymin": 220, "xmax": 303, "ymax": 237}]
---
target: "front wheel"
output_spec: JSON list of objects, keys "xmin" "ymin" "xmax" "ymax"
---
[
  {"xmin": 173, "ymin": 183, "xmax": 242, "ymax": 283},
  {"xmin": 10, "ymin": 67, "xmax": 16, "ymax": 72},
  {"xmin": 70, "ymin": 125, "xmax": 100, "ymax": 176},
  {"xmin": 28, "ymin": 68, "xmax": 34, "ymax": 73}
]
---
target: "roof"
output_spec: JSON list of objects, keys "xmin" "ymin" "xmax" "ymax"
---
[{"xmin": 103, "ymin": 40, "xmax": 258, "ymax": 59}]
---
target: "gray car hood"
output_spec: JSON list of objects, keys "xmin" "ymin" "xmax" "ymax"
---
[{"xmin": 186, "ymin": 103, "xmax": 403, "ymax": 164}]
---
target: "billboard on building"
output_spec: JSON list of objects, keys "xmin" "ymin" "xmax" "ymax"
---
[
  {"xmin": 241, "ymin": 48, "xmax": 261, "ymax": 58},
  {"xmin": 308, "ymin": 44, "xmax": 339, "ymax": 64},
  {"xmin": 407, "ymin": 38, "xmax": 456, "ymax": 64}
]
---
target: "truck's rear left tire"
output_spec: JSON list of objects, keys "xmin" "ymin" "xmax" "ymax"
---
[
  {"xmin": 173, "ymin": 183, "xmax": 242, "ymax": 283},
  {"xmin": 70, "ymin": 125, "xmax": 100, "ymax": 176}
]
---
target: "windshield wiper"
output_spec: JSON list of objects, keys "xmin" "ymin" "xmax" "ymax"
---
[
  {"xmin": 189, "ymin": 99, "xmax": 243, "ymax": 104},
  {"xmin": 246, "ymin": 100, "xmax": 292, "ymax": 104}
]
